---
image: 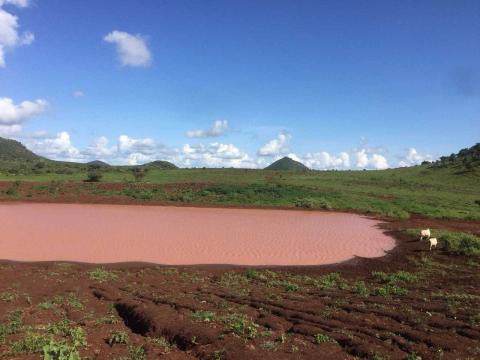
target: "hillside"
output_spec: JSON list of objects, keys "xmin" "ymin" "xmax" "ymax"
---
[
  {"xmin": 87, "ymin": 160, "xmax": 111, "ymax": 168},
  {"xmin": 142, "ymin": 160, "xmax": 178, "ymax": 169},
  {"xmin": 0, "ymin": 137, "xmax": 43, "ymax": 161},
  {"xmin": 433, "ymin": 143, "xmax": 480, "ymax": 171},
  {"xmin": 265, "ymin": 156, "xmax": 309, "ymax": 171}
]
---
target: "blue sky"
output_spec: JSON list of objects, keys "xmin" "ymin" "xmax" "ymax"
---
[{"xmin": 0, "ymin": 0, "xmax": 479, "ymax": 168}]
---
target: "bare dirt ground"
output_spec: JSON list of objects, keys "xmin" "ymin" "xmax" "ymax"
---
[{"xmin": 1, "ymin": 215, "xmax": 479, "ymax": 360}]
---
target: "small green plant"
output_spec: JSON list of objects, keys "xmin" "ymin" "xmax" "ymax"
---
[
  {"xmin": 108, "ymin": 330, "xmax": 129, "ymax": 346},
  {"xmin": 10, "ymin": 332, "xmax": 49, "ymax": 354},
  {"xmin": 191, "ymin": 310, "xmax": 216, "ymax": 322},
  {"xmin": 354, "ymin": 281, "xmax": 370, "ymax": 297},
  {"xmin": 313, "ymin": 333, "xmax": 334, "ymax": 344},
  {"xmin": 124, "ymin": 345, "xmax": 147, "ymax": 360},
  {"xmin": 0, "ymin": 310, "xmax": 23, "ymax": 343},
  {"xmin": 147, "ymin": 336, "xmax": 172, "ymax": 352},
  {"xmin": 66, "ymin": 293, "xmax": 83, "ymax": 309},
  {"xmin": 305, "ymin": 273, "xmax": 348, "ymax": 290},
  {"xmin": 0, "ymin": 291, "xmax": 17, "ymax": 302},
  {"xmin": 222, "ymin": 313, "xmax": 259, "ymax": 339},
  {"xmin": 87, "ymin": 268, "xmax": 118, "ymax": 282},
  {"xmin": 262, "ymin": 340, "xmax": 278, "ymax": 350},
  {"xmin": 372, "ymin": 271, "xmax": 418, "ymax": 284},
  {"xmin": 42, "ymin": 339, "xmax": 81, "ymax": 360},
  {"xmin": 374, "ymin": 284, "xmax": 408, "ymax": 297}
]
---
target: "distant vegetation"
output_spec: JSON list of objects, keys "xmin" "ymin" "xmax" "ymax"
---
[
  {"xmin": 432, "ymin": 143, "xmax": 480, "ymax": 172},
  {"xmin": 0, "ymin": 137, "xmax": 479, "ymax": 220}
]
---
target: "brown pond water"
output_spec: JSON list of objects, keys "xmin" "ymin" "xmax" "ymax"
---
[{"xmin": 0, "ymin": 203, "xmax": 395, "ymax": 266}]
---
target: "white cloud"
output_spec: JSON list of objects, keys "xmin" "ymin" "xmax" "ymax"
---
[
  {"xmin": 0, "ymin": 97, "xmax": 47, "ymax": 135},
  {"xmin": 258, "ymin": 132, "xmax": 291, "ymax": 157},
  {"xmin": 355, "ymin": 149, "xmax": 388, "ymax": 170},
  {"xmin": 0, "ymin": 97, "xmax": 47, "ymax": 125},
  {"xmin": 303, "ymin": 151, "xmax": 350, "ymax": 170},
  {"xmin": 186, "ymin": 120, "xmax": 228, "ymax": 138},
  {"xmin": 181, "ymin": 142, "xmax": 255, "ymax": 168},
  {"xmin": 25, "ymin": 131, "xmax": 82, "ymax": 161},
  {"xmin": 82, "ymin": 136, "xmax": 115, "ymax": 159},
  {"xmin": 0, "ymin": 1, "xmax": 33, "ymax": 67},
  {"xmin": 0, "ymin": 123, "xmax": 21, "ymax": 136},
  {"xmin": 73, "ymin": 91, "xmax": 84, "ymax": 98},
  {"xmin": 0, "ymin": 0, "xmax": 30, "ymax": 7},
  {"xmin": 398, "ymin": 148, "xmax": 433, "ymax": 167},
  {"xmin": 117, "ymin": 135, "xmax": 156, "ymax": 154},
  {"xmin": 104, "ymin": 30, "xmax": 151, "ymax": 67}
]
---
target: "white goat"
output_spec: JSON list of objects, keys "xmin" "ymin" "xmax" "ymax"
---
[
  {"xmin": 429, "ymin": 237, "xmax": 438, "ymax": 251},
  {"xmin": 420, "ymin": 228, "xmax": 431, "ymax": 240}
]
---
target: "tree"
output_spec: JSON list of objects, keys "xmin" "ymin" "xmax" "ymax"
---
[{"xmin": 86, "ymin": 165, "xmax": 103, "ymax": 182}]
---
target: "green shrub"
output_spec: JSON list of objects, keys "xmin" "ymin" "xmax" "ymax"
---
[
  {"xmin": 108, "ymin": 330, "xmax": 129, "ymax": 346},
  {"xmin": 354, "ymin": 281, "xmax": 370, "ymax": 297},
  {"xmin": 86, "ymin": 169, "xmax": 103, "ymax": 182}
]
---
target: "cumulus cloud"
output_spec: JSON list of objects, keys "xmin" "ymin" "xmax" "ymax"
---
[
  {"xmin": 186, "ymin": 120, "xmax": 228, "ymax": 138},
  {"xmin": 0, "ymin": 0, "xmax": 33, "ymax": 67},
  {"xmin": 0, "ymin": 97, "xmax": 47, "ymax": 135},
  {"xmin": 181, "ymin": 142, "xmax": 255, "ymax": 168},
  {"xmin": 104, "ymin": 30, "xmax": 151, "ymax": 67},
  {"xmin": 355, "ymin": 149, "xmax": 388, "ymax": 170},
  {"xmin": 303, "ymin": 151, "xmax": 350, "ymax": 170},
  {"xmin": 0, "ymin": 97, "xmax": 47, "ymax": 125},
  {"xmin": 25, "ymin": 131, "xmax": 82, "ymax": 162},
  {"xmin": 398, "ymin": 148, "xmax": 433, "ymax": 167},
  {"xmin": 73, "ymin": 91, "xmax": 84, "ymax": 98},
  {"xmin": 258, "ymin": 132, "xmax": 291, "ymax": 157}
]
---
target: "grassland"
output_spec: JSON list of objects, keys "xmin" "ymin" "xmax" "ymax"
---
[{"xmin": 1, "ymin": 164, "xmax": 479, "ymax": 220}]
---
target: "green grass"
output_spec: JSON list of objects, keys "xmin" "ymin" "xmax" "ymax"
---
[
  {"xmin": 1, "ymin": 164, "xmax": 479, "ymax": 220},
  {"xmin": 87, "ymin": 268, "xmax": 119, "ymax": 282}
]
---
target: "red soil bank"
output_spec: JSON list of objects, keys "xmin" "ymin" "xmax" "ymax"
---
[{"xmin": 0, "ymin": 203, "xmax": 395, "ymax": 265}]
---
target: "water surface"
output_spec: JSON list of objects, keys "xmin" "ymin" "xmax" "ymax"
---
[{"xmin": 0, "ymin": 203, "xmax": 395, "ymax": 265}]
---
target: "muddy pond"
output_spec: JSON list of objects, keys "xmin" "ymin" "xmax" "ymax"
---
[{"xmin": 0, "ymin": 203, "xmax": 395, "ymax": 266}]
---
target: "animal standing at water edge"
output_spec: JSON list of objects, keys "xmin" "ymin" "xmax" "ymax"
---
[
  {"xmin": 420, "ymin": 228, "xmax": 431, "ymax": 240},
  {"xmin": 420, "ymin": 228, "xmax": 438, "ymax": 251}
]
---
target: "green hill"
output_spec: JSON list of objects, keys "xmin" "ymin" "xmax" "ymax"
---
[
  {"xmin": 86, "ymin": 160, "xmax": 111, "ymax": 168},
  {"xmin": 0, "ymin": 137, "xmax": 43, "ymax": 161},
  {"xmin": 265, "ymin": 156, "xmax": 309, "ymax": 171},
  {"xmin": 433, "ymin": 143, "xmax": 480, "ymax": 172},
  {"xmin": 142, "ymin": 160, "xmax": 178, "ymax": 170}
]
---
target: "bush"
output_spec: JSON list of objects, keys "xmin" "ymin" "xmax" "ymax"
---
[
  {"xmin": 86, "ymin": 170, "xmax": 102, "ymax": 182},
  {"xmin": 442, "ymin": 232, "xmax": 480, "ymax": 256}
]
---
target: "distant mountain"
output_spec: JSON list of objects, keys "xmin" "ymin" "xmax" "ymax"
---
[
  {"xmin": 433, "ymin": 143, "xmax": 480, "ymax": 170},
  {"xmin": 265, "ymin": 156, "xmax": 309, "ymax": 171},
  {"xmin": 142, "ymin": 160, "xmax": 178, "ymax": 169},
  {"xmin": 87, "ymin": 160, "xmax": 110, "ymax": 168},
  {"xmin": 0, "ymin": 137, "xmax": 43, "ymax": 161}
]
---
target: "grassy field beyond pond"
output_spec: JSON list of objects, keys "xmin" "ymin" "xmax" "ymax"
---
[{"xmin": 1, "ymin": 164, "xmax": 479, "ymax": 220}]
